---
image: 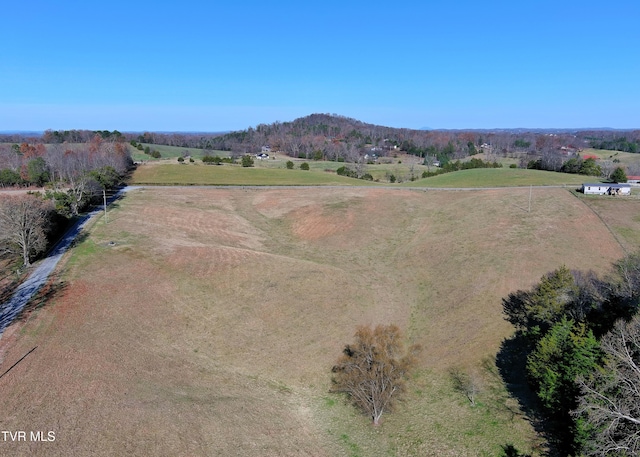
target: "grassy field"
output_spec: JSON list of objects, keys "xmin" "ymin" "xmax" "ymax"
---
[
  {"xmin": 131, "ymin": 162, "xmax": 379, "ymax": 186},
  {"xmin": 133, "ymin": 152, "xmax": 434, "ymax": 183},
  {"xmin": 248, "ymin": 153, "xmax": 433, "ymax": 182},
  {"xmin": 131, "ymin": 160, "xmax": 597, "ymax": 188},
  {"xmin": 407, "ymin": 168, "xmax": 590, "ymax": 188},
  {"xmin": 132, "ymin": 144, "xmax": 228, "ymax": 162},
  {"xmin": 580, "ymin": 147, "xmax": 640, "ymax": 168},
  {"xmin": 579, "ymin": 193, "xmax": 640, "ymax": 252},
  {"xmin": 0, "ymin": 185, "xmax": 633, "ymax": 456}
]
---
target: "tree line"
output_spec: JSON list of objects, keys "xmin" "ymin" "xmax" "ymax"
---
[
  {"xmin": 501, "ymin": 253, "xmax": 640, "ymax": 456},
  {"xmin": 588, "ymin": 136, "xmax": 640, "ymax": 154},
  {"xmin": 0, "ymin": 134, "xmax": 131, "ymax": 278},
  {"xmin": 0, "ymin": 135, "xmax": 131, "ymax": 215},
  {"xmin": 2, "ymin": 115, "xmax": 639, "ymax": 181},
  {"xmin": 108, "ymin": 114, "xmax": 640, "ymax": 178},
  {"xmin": 3, "ymin": 119, "xmax": 639, "ymax": 164}
]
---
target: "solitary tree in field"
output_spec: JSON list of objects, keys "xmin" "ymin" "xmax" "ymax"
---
[
  {"xmin": 331, "ymin": 324, "xmax": 419, "ymax": 425},
  {"xmin": 241, "ymin": 155, "xmax": 254, "ymax": 167},
  {"xmin": 0, "ymin": 194, "xmax": 53, "ymax": 266}
]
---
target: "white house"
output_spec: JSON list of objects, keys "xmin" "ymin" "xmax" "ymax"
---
[
  {"xmin": 582, "ymin": 184, "xmax": 610, "ymax": 195},
  {"xmin": 581, "ymin": 183, "xmax": 631, "ymax": 195},
  {"xmin": 610, "ymin": 184, "xmax": 632, "ymax": 195}
]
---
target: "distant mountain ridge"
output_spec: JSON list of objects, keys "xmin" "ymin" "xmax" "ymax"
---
[
  {"xmin": 0, "ymin": 113, "xmax": 635, "ymax": 137},
  {"xmin": 1, "ymin": 114, "xmax": 638, "ymax": 161},
  {"xmin": 0, "ymin": 130, "xmax": 44, "ymax": 135},
  {"xmin": 198, "ymin": 113, "xmax": 640, "ymax": 161}
]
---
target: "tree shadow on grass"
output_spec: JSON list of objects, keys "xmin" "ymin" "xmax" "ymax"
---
[
  {"xmin": 0, "ymin": 241, "xmax": 75, "ymax": 335},
  {"xmin": 0, "ymin": 272, "xmax": 67, "ymax": 333},
  {"xmin": 68, "ymin": 230, "xmax": 90, "ymax": 250},
  {"xmin": 89, "ymin": 201, "xmax": 121, "ymax": 214},
  {"xmin": 0, "ymin": 267, "xmax": 24, "ymax": 304},
  {"xmin": 14, "ymin": 272, "xmax": 67, "ymax": 323},
  {"xmin": 496, "ymin": 334, "xmax": 561, "ymax": 457}
]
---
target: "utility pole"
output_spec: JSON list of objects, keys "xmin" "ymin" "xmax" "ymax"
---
[{"xmin": 103, "ymin": 188, "xmax": 108, "ymax": 223}]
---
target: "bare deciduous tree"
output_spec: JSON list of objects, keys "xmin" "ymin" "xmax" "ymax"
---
[
  {"xmin": 449, "ymin": 366, "xmax": 483, "ymax": 406},
  {"xmin": 574, "ymin": 315, "xmax": 640, "ymax": 456},
  {"xmin": 0, "ymin": 195, "xmax": 53, "ymax": 267},
  {"xmin": 59, "ymin": 148, "xmax": 93, "ymax": 216},
  {"xmin": 611, "ymin": 252, "xmax": 640, "ymax": 302},
  {"xmin": 331, "ymin": 324, "xmax": 419, "ymax": 425}
]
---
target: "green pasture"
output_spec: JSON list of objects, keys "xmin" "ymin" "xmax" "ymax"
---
[
  {"xmin": 261, "ymin": 156, "xmax": 432, "ymax": 182},
  {"xmin": 580, "ymin": 148, "xmax": 640, "ymax": 167},
  {"xmin": 406, "ymin": 168, "xmax": 593, "ymax": 188},
  {"xmin": 132, "ymin": 143, "xmax": 227, "ymax": 161},
  {"xmin": 460, "ymin": 152, "xmax": 520, "ymax": 168},
  {"xmin": 131, "ymin": 161, "xmax": 600, "ymax": 188},
  {"xmin": 130, "ymin": 163, "xmax": 379, "ymax": 186}
]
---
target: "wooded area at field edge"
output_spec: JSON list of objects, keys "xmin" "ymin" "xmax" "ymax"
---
[
  {"xmin": 0, "ymin": 134, "xmax": 130, "ymax": 277},
  {"xmin": 501, "ymin": 254, "xmax": 640, "ymax": 456}
]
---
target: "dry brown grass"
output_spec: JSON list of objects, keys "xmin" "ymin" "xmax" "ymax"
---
[
  {"xmin": 577, "ymin": 192, "xmax": 640, "ymax": 253},
  {"xmin": 0, "ymin": 187, "xmax": 629, "ymax": 456}
]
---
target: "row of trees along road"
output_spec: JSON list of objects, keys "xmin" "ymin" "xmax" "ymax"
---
[
  {"xmin": 0, "ymin": 134, "xmax": 131, "ymax": 271},
  {"xmin": 501, "ymin": 252, "xmax": 640, "ymax": 456},
  {"xmin": 0, "ymin": 134, "xmax": 131, "ymax": 217}
]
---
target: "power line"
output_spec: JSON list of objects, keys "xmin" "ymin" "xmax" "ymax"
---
[{"xmin": 0, "ymin": 346, "xmax": 37, "ymax": 380}]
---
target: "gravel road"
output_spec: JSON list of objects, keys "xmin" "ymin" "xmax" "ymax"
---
[{"xmin": 0, "ymin": 188, "xmax": 130, "ymax": 337}]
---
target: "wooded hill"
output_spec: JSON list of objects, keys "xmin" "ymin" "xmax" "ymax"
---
[
  {"xmin": 140, "ymin": 114, "xmax": 639, "ymax": 171},
  {"xmin": 3, "ymin": 113, "xmax": 640, "ymax": 172}
]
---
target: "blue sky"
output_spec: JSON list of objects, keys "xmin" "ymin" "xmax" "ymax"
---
[{"xmin": 1, "ymin": 1, "xmax": 639, "ymax": 131}]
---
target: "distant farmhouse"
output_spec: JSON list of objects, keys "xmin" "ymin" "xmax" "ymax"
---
[
  {"xmin": 581, "ymin": 183, "xmax": 631, "ymax": 196},
  {"xmin": 255, "ymin": 146, "xmax": 271, "ymax": 160},
  {"xmin": 627, "ymin": 175, "xmax": 640, "ymax": 184}
]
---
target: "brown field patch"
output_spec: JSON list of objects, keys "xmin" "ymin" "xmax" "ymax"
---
[
  {"xmin": 580, "ymin": 194, "xmax": 640, "ymax": 252},
  {"xmin": 289, "ymin": 204, "xmax": 356, "ymax": 240},
  {"xmin": 166, "ymin": 245, "xmax": 265, "ymax": 277},
  {"xmin": 0, "ymin": 186, "xmax": 632, "ymax": 456}
]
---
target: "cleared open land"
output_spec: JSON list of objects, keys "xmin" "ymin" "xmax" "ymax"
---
[
  {"xmin": 131, "ymin": 162, "xmax": 379, "ymax": 186},
  {"xmin": 131, "ymin": 144, "xmax": 228, "ymax": 162},
  {"xmin": 131, "ymin": 161, "xmax": 591, "ymax": 188},
  {"xmin": 405, "ymin": 168, "xmax": 588, "ymax": 188},
  {"xmin": 580, "ymin": 193, "xmax": 640, "ymax": 252},
  {"xmin": 0, "ymin": 185, "xmax": 631, "ymax": 456},
  {"xmin": 580, "ymin": 147, "xmax": 640, "ymax": 168}
]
